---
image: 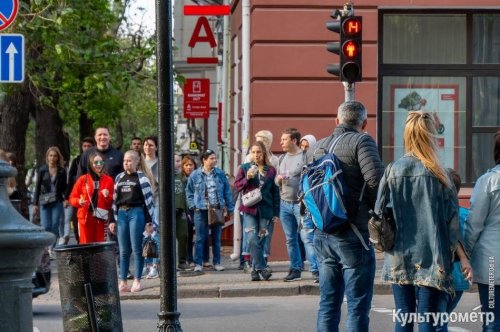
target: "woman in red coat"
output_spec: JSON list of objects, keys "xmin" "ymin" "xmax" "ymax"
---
[{"xmin": 69, "ymin": 152, "xmax": 114, "ymax": 243}]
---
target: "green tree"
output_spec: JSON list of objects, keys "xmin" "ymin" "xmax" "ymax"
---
[{"xmin": 0, "ymin": 0, "xmax": 156, "ymax": 215}]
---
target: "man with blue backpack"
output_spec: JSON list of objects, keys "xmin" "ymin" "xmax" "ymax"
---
[{"xmin": 305, "ymin": 101, "xmax": 384, "ymax": 332}]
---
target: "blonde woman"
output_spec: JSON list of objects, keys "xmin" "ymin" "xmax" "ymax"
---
[
  {"xmin": 375, "ymin": 111, "xmax": 459, "ymax": 331},
  {"xmin": 33, "ymin": 147, "xmax": 67, "ymax": 258},
  {"xmin": 112, "ymin": 150, "xmax": 155, "ymax": 292}
]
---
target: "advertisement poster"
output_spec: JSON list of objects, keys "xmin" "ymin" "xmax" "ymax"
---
[{"xmin": 390, "ymin": 85, "xmax": 459, "ymax": 168}]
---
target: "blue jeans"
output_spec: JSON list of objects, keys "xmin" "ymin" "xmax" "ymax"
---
[
  {"xmin": 314, "ymin": 227, "xmax": 375, "ymax": 332},
  {"xmin": 279, "ymin": 200, "xmax": 302, "ymax": 271},
  {"xmin": 478, "ymin": 283, "xmax": 500, "ymax": 332},
  {"xmin": 263, "ymin": 218, "xmax": 275, "ymax": 258},
  {"xmin": 300, "ymin": 216, "xmax": 318, "ymax": 272},
  {"xmin": 59, "ymin": 205, "xmax": 73, "ymax": 239},
  {"xmin": 40, "ymin": 201, "xmax": 64, "ymax": 245},
  {"xmin": 392, "ymin": 284, "xmax": 449, "ymax": 332},
  {"xmin": 194, "ymin": 210, "xmax": 222, "ymax": 265},
  {"xmin": 242, "ymin": 213, "xmax": 269, "ymax": 271},
  {"xmin": 435, "ymin": 291, "xmax": 463, "ymax": 332},
  {"xmin": 117, "ymin": 207, "xmax": 145, "ymax": 281}
]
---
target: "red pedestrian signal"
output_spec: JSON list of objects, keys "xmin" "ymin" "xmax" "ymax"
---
[
  {"xmin": 340, "ymin": 16, "xmax": 362, "ymax": 83},
  {"xmin": 327, "ymin": 15, "xmax": 363, "ymax": 83},
  {"xmin": 343, "ymin": 17, "xmax": 361, "ymax": 35}
]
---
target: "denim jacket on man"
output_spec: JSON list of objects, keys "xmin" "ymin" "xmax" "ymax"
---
[
  {"xmin": 376, "ymin": 154, "xmax": 459, "ymax": 294},
  {"xmin": 186, "ymin": 167, "xmax": 235, "ymax": 213},
  {"xmin": 464, "ymin": 164, "xmax": 500, "ymax": 285}
]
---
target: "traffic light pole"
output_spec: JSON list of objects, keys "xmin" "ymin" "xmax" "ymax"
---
[
  {"xmin": 156, "ymin": 0, "xmax": 182, "ymax": 330},
  {"xmin": 326, "ymin": 2, "xmax": 361, "ymax": 102},
  {"xmin": 343, "ymin": 82, "xmax": 355, "ymax": 102}
]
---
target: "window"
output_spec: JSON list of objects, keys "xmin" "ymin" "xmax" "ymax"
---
[
  {"xmin": 380, "ymin": 11, "xmax": 500, "ymax": 185},
  {"xmin": 383, "ymin": 14, "xmax": 466, "ymax": 64}
]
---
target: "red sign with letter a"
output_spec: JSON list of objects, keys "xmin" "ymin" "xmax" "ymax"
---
[{"xmin": 184, "ymin": 79, "xmax": 210, "ymax": 119}]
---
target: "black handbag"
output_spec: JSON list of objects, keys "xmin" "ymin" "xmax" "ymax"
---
[
  {"xmin": 368, "ymin": 163, "xmax": 395, "ymax": 252},
  {"xmin": 368, "ymin": 209, "xmax": 395, "ymax": 252},
  {"xmin": 142, "ymin": 237, "xmax": 158, "ymax": 258},
  {"xmin": 39, "ymin": 192, "xmax": 57, "ymax": 206}
]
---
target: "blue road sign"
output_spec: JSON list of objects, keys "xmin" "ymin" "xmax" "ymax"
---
[{"xmin": 0, "ymin": 34, "xmax": 24, "ymax": 83}]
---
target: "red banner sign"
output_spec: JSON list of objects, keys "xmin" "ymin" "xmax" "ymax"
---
[{"xmin": 184, "ymin": 79, "xmax": 210, "ymax": 119}]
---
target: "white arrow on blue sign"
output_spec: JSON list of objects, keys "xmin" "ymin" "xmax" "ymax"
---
[{"xmin": 0, "ymin": 34, "xmax": 24, "ymax": 83}]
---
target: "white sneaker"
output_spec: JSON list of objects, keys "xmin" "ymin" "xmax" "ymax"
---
[
  {"xmin": 214, "ymin": 264, "xmax": 225, "ymax": 271},
  {"xmin": 142, "ymin": 266, "xmax": 149, "ymax": 277},
  {"xmin": 194, "ymin": 265, "xmax": 202, "ymax": 272},
  {"xmin": 147, "ymin": 265, "xmax": 159, "ymax": 279}
]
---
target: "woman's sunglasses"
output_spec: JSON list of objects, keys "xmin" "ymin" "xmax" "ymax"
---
[{"xmin": 93, "ymin": 160, "xmax": 105, "ymax": 166}]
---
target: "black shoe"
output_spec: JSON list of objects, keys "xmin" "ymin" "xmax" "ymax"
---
[
  {"xmin": 283, "ymin": 269, "xmax": 301, "ymax": 282},
  {"xmin": 178, "ymin": 263, "xmax": 194, "ymax": 271},
  {"xmin": 251, "ymin": 270, "xmax": 261, "ymax": 281},
  {"xmin": 312, "ymin": 271, "xmax": 319, "ymax": 283},
  {"xmin": 258, "ymin": 268, "xmax": 272, "ymax": 281},
  {"xmin": 127, "ymin": 271, "xmax": 133, "ymax": 280},
  {"xmin": 243, "ymin": 261, "xmax": 252, "ymax": 273}
]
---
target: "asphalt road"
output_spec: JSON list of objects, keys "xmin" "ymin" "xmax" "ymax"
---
[{"xmin": 33, "ymin": 293, "xmax": 484, "ymax": 332}]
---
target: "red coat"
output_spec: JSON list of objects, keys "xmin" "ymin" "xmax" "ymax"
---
[{"xmin": 69, "ymin": 174, "xmax": 114, "ymax": 224}]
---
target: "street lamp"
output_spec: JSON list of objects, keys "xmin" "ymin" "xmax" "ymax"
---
[{"xmin": 156, "ymin": 0, "xmax": 182, "ymax": 331}]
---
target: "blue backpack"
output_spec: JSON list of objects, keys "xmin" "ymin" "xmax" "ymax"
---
[{"xmin": 299, "ymin": 133, "xmax": 352, "ymax": 233}]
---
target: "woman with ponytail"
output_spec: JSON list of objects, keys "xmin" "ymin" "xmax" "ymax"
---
[{"xmin": 375, "ymin": 111, "xmax": 460, "ymax": 331}]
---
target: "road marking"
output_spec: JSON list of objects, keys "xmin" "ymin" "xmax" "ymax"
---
[{"xmin": 372, "ymin": 308, "xmax": 393, "ymax": 313}]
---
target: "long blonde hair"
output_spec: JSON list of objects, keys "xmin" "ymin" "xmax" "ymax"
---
[{"xmin": 404, "ymin": 111, "xmax": 449, "ymax": 187}]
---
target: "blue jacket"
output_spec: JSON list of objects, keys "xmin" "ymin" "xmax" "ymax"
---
[
  {"xmin": 376, "ymin": 154, "xmax": 459, "ymax": 294},
  {"xmin": 464, "ymin": 165, "xmax": 500, "ymax": 285},
  {"xmin": 452, "ymin": 207, "xmax": 471, "ymax": 292},
  {"xmin": 186, "ymin": 167, "xmax": 234, "ymax": 214}
]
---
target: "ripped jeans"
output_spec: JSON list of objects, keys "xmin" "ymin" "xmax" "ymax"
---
[{"xmin": 242, "ymin": 212, "xmax": 269, "ymax": 271}]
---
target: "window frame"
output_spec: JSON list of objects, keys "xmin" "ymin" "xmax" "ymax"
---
[{"xmin": 378, "ymin": 9, "xmax": 500, "ymax": 186}]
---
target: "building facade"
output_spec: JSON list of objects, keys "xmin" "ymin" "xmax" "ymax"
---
[
  {"xmin": 229, "ymin": 0, "xmax": 500, "ymax": 185},
  {"xmin": 174, "ymin": 1, "xmax": 500, "ymax": 258}
]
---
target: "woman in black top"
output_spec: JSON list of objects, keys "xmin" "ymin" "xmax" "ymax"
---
[{"xmin": 33, "ymin": 146, "xmax": 67, "ymax": 258}]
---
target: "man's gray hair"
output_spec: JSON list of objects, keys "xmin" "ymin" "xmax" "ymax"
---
[{"xmin": 337, "ymin": 101, "xmax": 367, "ymax": 127}]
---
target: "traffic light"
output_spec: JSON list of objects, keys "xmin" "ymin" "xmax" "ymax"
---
[{"xmin": 326, "ymin": 15, "xmax": 363, "ymax": 83}]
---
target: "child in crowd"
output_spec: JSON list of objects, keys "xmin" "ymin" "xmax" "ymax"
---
[{"xmin": 142, "ymin": 222, "xmax": 160, "ymax": 279}]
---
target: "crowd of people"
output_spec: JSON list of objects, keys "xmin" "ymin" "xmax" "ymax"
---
[{"xmin": 2, "ymin": 100, "xmax": 499, "ymax": 330}]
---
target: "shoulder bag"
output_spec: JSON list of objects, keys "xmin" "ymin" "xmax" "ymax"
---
[
  {"xmin": 368, "ymin": 163, "xmax": 395, "ymax": 252},
  {"xmin": 40, "ymin": 192, "xmax": 57, "ymax": 206},
  {"xmin": 241, "ymin": 171, "xmax": 263, "ymax": 207},
  {"xmin": 206, "ymin": 183, "xmax": 225, "ymax": 226}
]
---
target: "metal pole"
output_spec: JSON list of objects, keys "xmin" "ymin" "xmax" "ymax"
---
[
  {"xmin": 343, "ymin": 82, "xmax": 355, "ymax": 102},
  {"xmin": 156, "ymin": 0, "xmax": 182, "ymax": 331},
  {"xmin": 241, "ymin": 0, "xmax": 251, "ymax": 158}
]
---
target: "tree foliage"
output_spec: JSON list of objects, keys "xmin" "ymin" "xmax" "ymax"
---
[
  {"xmin": 0, "ymin": 0, "xmax": 157, "ymax": 215},
  {"xmin": 18, "ymin": 0, "xmax": 156, "ymax": 144}
]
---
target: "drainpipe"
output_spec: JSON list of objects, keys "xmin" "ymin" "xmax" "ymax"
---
[
  {"xmin": 241, "ymin": 0, "xmax": 251, "ymax": 159},
  {"xmin": 221, "ymin": 0, "xmax": 231, "ymax": 172}
]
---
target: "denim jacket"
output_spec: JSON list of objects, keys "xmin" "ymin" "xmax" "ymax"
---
[
  {"xmin": 376, "ymin": 154, "xmax": 459, "ymax": 294},
  {"xmin": 186, "ymin": 167, "xmax": 235, "ymax": 213},
  {"xmin": 464, "ymin": 164, "xmax": 500, "ymax": 285}
]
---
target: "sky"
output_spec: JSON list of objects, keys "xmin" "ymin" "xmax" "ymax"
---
[{"xmin": 129, "ymin": 0, "xmax": 156, "ymax": 33}]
